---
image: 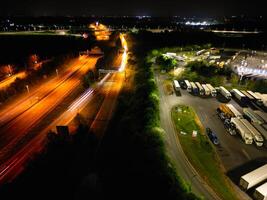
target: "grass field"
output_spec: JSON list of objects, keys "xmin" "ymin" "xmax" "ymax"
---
[{"xmin": 171, "ymin": 105, "xmax": 239, "ymax": 200}]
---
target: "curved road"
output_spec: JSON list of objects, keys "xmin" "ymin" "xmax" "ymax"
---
[{"xmin": 155, "ymin": 72, "xmax": 221, "ymax": 200}]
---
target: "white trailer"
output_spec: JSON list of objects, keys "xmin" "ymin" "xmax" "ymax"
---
[
  {"xmin": 195, "ymin": 82, "xmax": 204, "ymax": 95},
  {"xmin": 173, "ymin": 80, "xmax": 181, "ymax": 92},
  {"xmin": 206, "ymin": 84, "xmax": 217, "ymax": 97},
  {"xmin": 254, "ymin": 182, "xmax": 267, "ymax": 200},
  {"xmin": 240, "ymin": 164, "xmax": 267, "ymax": 190},
  {"xmin": 243, "ymin": 108, "xmax": 264, "ymax": 125},
  {"xmin": 231, "ymin": 118, "xmax": 253, "ymax": 144},
  {"xmin": 241, "ymin": 119, "xmax": 264, "ymax": 147},
  {"xmin": 184, "ymin": 80, "xmax": 192, "ymax": 92},
  {"xmin": 255, "ymin": 110, "xmax": 267, "ymax": 123},
  {"xmin": 248, "ymin": 91, "xmax": 263, "ymax": 106},
  {"xmin": 232, "ymin": 88, "xmax": 247, "ymax": 105},
  {"xmin": 219, "ymin": 86, "xmax": 232, "ymax": 100},
  {"xmin": 202, "ymin": 84, "xmax": 211, "ymax": 96},
  {"xmin": 256, "ymin": 93, "xmax": 267, "ymax": 108},
  {"xmin": 226, "ymin": 104, "xmax": 243, "ymax": 119},
  {"xmin": 252, "ymin": 122, "xmax": 267, "ymax": 148}
]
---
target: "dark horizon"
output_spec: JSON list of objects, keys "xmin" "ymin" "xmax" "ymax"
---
[{"xmin": 0, "ymin": 0, "xmax": 266, "ymax": 18}]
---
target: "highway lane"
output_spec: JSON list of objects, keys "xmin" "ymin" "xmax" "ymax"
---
[
  {"xmin": 90, "ymin": 72, "xmax": 124, "ymax": 138},
  {"xmin": 0, "ymin": 72, "xmax": 27, "ymax": 90},
  {"xmin": 0, "ymin": 57, "xmax": 99, "ymax": 164},
  {"xmin": 0, "ymin": 56, "xmax": 89, "ymax": 127},
  {"xmin": 0, "ymin": 73, "xmax": 108, "ymax": 184},
  {"xmin": 0, "ymin": 54, "xmax": 125, "ymax": 185},
  {"xmin": 0, "ymin": 33, "xmax": 127, "ymax": 184}
]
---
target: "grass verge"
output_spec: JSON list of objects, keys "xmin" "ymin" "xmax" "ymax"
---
[{"xmin": 171, "ymin": 105, "xmax": 239, "ymax": 200}]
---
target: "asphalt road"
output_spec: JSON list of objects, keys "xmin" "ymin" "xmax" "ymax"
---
[
  {"xmin": 0, "ymin": 72, "xmax": 27, "ymax": 90},
  {"xmin": 156, "ymin": 72, "xmax": 221, "ymax": 200},
  {"xmin": 154, "ymin": 72, "xmax": 266, "ymax": 200},
  {"xmin": 0, "ymin": 56, "xmax": 99, "ymax": 166}
]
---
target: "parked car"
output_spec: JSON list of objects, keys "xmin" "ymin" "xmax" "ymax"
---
[{"xmin": 206, "ymin": 128, "xmax": 219, "ymax": 145}]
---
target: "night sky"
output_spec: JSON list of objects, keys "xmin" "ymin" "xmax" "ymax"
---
[{"xmin": 1, "ymin": 0, "xmax": 266, "ymax": 17}]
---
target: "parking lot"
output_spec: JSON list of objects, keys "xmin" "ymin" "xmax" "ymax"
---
[{"xmin": 167, "ymin": 82, "xmax": 267, "ymax": 172}]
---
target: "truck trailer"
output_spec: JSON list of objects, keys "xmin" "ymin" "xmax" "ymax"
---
[
  {"xmin": 240, "ymin": 164, "xmax": 267, "ymax": 190},
  {"xmin": 173, "ymin": 80, "xmax": 181, "ymax": 92},
  {"xmin": 231, "ymin": 117, "xmax": 253, "ymax": 144},
  {"xmin": 195, "ymin": 82, "xmax": 204, "ymax": 96},
  {"xmin": 218, "ymin": 104, "xmax": 243, "ymax": 119},
  {"xmin": 190, "ymin": 82, "xmax": 198, "ymax": 95},
  {"xmin": 202, "ymin": 84, "xmax": 211, "ymax": 96},
  {"xmin": 247, "ymin": 91, "xmax": 263, "ymax": 106},
  {"xmin": 252, "ymin": 122, "xmax": 267, "ymax": 148},
  {"xmin": 232, "ymin": 88, "xmax": 247, "ymax": 106},
  {"xmin": 243, "ymin": 108, "xmax": 264, "ymax": 125},
  {"xmin": 254, "ymin": 182, "xmax": 267, "ymax": 200},
  {"xmin": 219, "ymin": 86, "xmax": 232, "ymax": 100},
  {"xmin": 184, "ymin": 80, "xmax": 192, "ymax": 92},
  {"xmin": 241, "ymin": 119, "xmax": 264, "ymax": 147},
  {"xmin": 206, "ymin": 84, "xmax": 217, "ymax": 97}
]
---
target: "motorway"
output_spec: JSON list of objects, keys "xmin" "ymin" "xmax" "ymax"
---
[
  {"xmin": 0, "ymin": 72, "xmax": 27, "ymax": 90},
  {"xmin": 0, "ymin": 56, "xmax": 89, "ymax": 127},
  {"xmin": 154, "ymin": 72, "xmax": 264, "ymax": 200},
  {"xmin": 0, "ymin": 33, "xmax": 128, "ymax": 184},
  {"xmin": 0, "ymin": 56, "xmax": 99, "ymax": 167}
]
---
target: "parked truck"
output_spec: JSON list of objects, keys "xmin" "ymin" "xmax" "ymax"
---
[
  {"xmin": 254, "ymin": 110, "xmax": 267, "ymax": 123},
  {"xmin": 206, "ymin": 84, "xmax": 217, "ymax": 97},
  {"xmin": 202, "ymin": 84, "xmax": 211, "ymax": 96},
  {"xmin": 247, "ymin": 91, "xmax": 263, "ymax": 106},
  {"xmin": 240, "ymin": 164, "xmax": 267, "ymax": 190},
  {"xmin": 195, "ymin": 82, "xmax": 204, "ymax": 96},
  {"xmin": 217, "ymin": 103, "xmax": 243, "ymax": 119},
  {"xmin": 255, "ymin": 92, "xmax": 267, "ymax": 108},
  {"xmin": 231, "ymin": 117, "xmax": 253, "ymax": 144},
  {"xmin": 184, "ymin": 80, "xmax": 192, "ymax": 92},
  {"xmin": 241, "ymin": 119, "xmax": 264, "ymax": 147},
  {"xmin": 252, "ymin": 122, "xmax": 267, "ymax": 148},
  {"xmin": 173, "ymin": 80, "xmax": 180, "ymax": 91},
  {"xmin": 243, "ymin": 108, "xmax": 264, "ymax": 125},
  {"xmin": 232, "ymin": 88, "xmax": 247, "ymax": 106},
  {"xmin": 190, "ymin": 82, "xmax": 198, "ymax": 95},
  {"xmin": 242, "ymin": 90, "xmax": 255, "ymax": 103},
  {"xmin": 219, "ymin": 86, "xmax": 232, "ymax": 100},
  {"xmin": 254, "ymin": 182, "xmax": 267, "ymax": 200}
]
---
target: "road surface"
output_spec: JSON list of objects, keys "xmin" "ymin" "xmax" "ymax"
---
[
  {"xmin": 0, "ymin": 33, "xmax": 127, "ymax": 185},
  {"xmin": 0, "ymin": 56, "xmax": 99, "ymax": 166},
  {"xmin": 156, "ymin": 73, "xmax": 256, "ymax": 199},
  {"xmin": 0, "ymin": 56, "xmax": 89, "ymax": 127},
  {"xmin": 155, "ymin": 72, "xmax": 221, "ymax": 200},
  {"xmin": 0, "ymin": 72, "xmax": 27, "ymax": 90}
]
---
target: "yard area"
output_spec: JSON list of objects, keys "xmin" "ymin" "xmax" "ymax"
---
[{"xmin": 171, "ymin": 105, "xmax": 239, "ymax": 200}]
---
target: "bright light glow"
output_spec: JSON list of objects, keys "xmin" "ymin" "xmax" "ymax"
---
[
  {"xmin": 185, "ymin": 21, "xmax": 209, "ymax": 26},
  {"xmin": 119, "ymin": 34, "xmax": 128, "ymax": 72}
]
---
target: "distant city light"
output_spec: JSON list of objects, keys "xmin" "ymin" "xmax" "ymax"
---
[{"xmin": 185, "ymin": 21, "xmax": 209, "ymax": 26}]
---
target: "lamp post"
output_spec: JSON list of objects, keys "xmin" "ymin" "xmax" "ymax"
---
[{"xmin": 26, "ymin": 85, "xmax": 30, "ymax": 94}]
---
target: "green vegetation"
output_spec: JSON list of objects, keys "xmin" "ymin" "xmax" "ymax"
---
[
  {"xmin": 178, "ymin": 60, "xmax": 231, "ymax": 86},
  {"xmin": 156, "ymin": 55, "xmax": 177, "ymax": 72},
  {"xmin": 97, "ymin": 49, "xmax": 201, "ymax": 199},
  {"xmin": 172, "ymin": 105, "xmax": 239, "ymax": 200}
]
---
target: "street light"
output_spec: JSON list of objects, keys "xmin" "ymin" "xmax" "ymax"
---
[
  {"xmin": 26, "ymin": 85, "xmax": 30, "ymax": 94},
  {"xmin": 8, "ymin": 65, "xmax": 12, "ymax": 76}
]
